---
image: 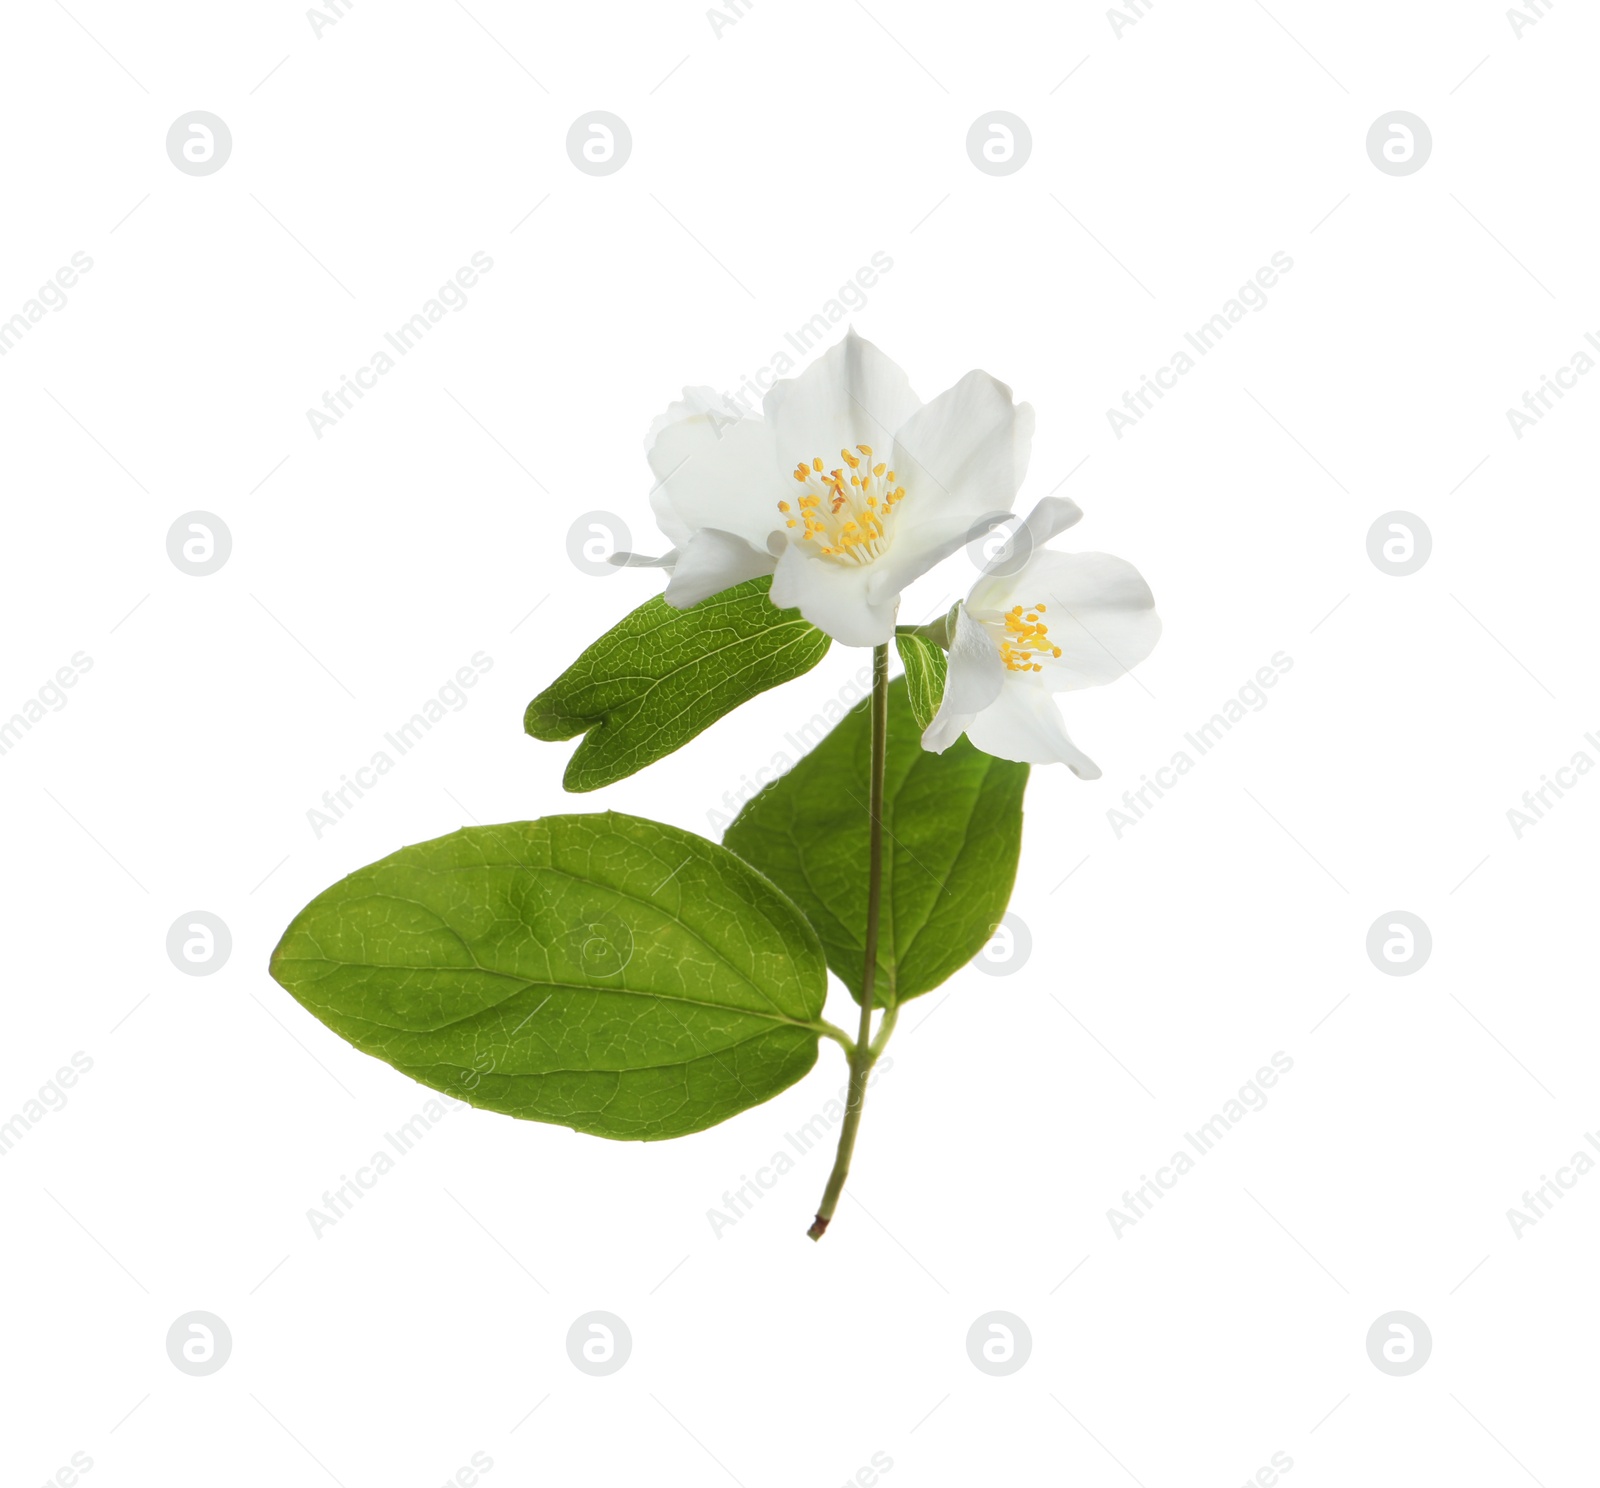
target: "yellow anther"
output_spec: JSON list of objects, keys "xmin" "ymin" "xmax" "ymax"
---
[
  {"xmin": 780, "ymin": 446, "xmax": 906, "ymax": 567},
  {"xmin": 992, "ymin": 598, "xmax": 1059, "ymax": 673}
]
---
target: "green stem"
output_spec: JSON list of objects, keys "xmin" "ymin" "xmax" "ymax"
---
[
  {"xmin": 867, "ymin": 1000, "xmax": 898, "ymax": 1060},
  {"xmin": 808, "ymin": 642, "xmax": 893, "ymax": 1241},
  {"xmin": 813, "ymin": 1019, "xmax": 856, "ymax": 1055}
]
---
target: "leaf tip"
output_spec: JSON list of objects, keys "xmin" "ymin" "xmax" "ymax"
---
[{"xmin": 524, "ymin": 695, "xmax": 570, "ymax": 742}]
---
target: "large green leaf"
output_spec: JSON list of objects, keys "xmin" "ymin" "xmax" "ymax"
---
[
  {"xmin": 268, "ymin": 814, "xmax": 832, "ymax": 1140},
  {"xmin": 724, "ymin": 679, "xmax": 1028, "ymax": 1006},
  {"xmin": 526, "ymin": 577, "xmax": 830, "ymax": 792}
]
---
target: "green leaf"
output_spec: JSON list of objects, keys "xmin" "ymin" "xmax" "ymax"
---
[
  {"xmin": 723, "ymin": 679, "xmax": 1028, "ymax": 1006},
  {"xmin": 894, "ymin": 634, "xmax": 948, "ymax": 732},
  {"xmin": 525, "ymin": 577, "xmax": 830, "ymax": 792},
  {"xmin": 268, "ymin": 813, "xmax": 832, "ymax": 1141}
]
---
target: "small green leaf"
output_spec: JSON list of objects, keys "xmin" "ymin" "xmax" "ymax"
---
[
  {"xmin": 894, "ymin": 634, "xmax": 948, "ymax": 732},
  {"xmin": 269, "ymin": 814, "xmax": 831, "ymax": 1141},
  {"xmin": 724, "ymin": 679, "xmax": 1028, "ymax": 1006},
  {"xmin": 526, "ymin": 577, "xmax": 830, "ymax": 792}
]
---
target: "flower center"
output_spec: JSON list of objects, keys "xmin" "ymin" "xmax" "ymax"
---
[
  {"xmin": 779, "ymin": 445, "xmax": 905, "ymax": 565},
  {"xmin": 979, "ymin": 602, "xmax": 1062, "ymax": 673}
]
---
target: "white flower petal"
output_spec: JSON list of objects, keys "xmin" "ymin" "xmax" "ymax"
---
[
  {"xmin": 608, "ymin": 547, "xmax": 677, "ymax": 569},
  {"xmin": 863, "ymin": 514, "xmax": 1004, "ymax": 608},
  {"xmin": 647, "ymin": 484, "xmax": 692, "ymax": 552},
  {"xmin": 769, "ymin": 541, "xmax": 897, "ymax": 646},
  {"xmin": 873, "ymin": 371, "xmax": 1036, "ymax": 594},
  {"xmin": 967, "ymin": 494, "xmax": 1084, "ymax": 604},
  {"xmin": 644, "ymin": 386, "xmax": 726, "ymax": 547},
  {"xmin": 662, "ymin": 529, "xmax": 777, "ymax": 609},
  {"xmin": 647, "ymin": 387, "xmax": 780, "ymax": 552},
  {"xmin": 964, "ymin": 678, "xmax": 1102, "ymax": 779},
  {"xmin": 1016, "ymin": 493, "xmax": 1084, "ymax": 548},
  {"xmin": 763, "ymin": 329, "xmax": 922, "ymax": 471},
  {"xmin": 922, "ymin": 608, "xmax": 1006, "ymax": 753},
  {"xmin": 644, "ymin": 385, "xmax": 730, "ymax": 448},
  {"xmin": 978, "ymin": 550, "xmax": 1160, "ymax": 693}
]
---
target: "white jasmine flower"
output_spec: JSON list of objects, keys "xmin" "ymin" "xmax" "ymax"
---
[
  {"xmin": 923, "ymin": 497, "xmax": 1161, "ymax": 778},
  {"xmin": 632, "ymin": 330, "xmax": 1034, "ymax": 647}
]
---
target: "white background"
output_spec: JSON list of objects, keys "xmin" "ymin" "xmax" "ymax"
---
[{"xmin": 3, "ymin": 1, "xmax": 1598, "ymax": 1484}]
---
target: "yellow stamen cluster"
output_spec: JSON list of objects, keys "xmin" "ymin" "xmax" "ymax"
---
[
  {"xmin": 998, "ymin": 603, "xmax": 1062, "ymax": 673},
  {"xmin": 780, "ymin": 445, "xmax": 905, "ymax": 564}
]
